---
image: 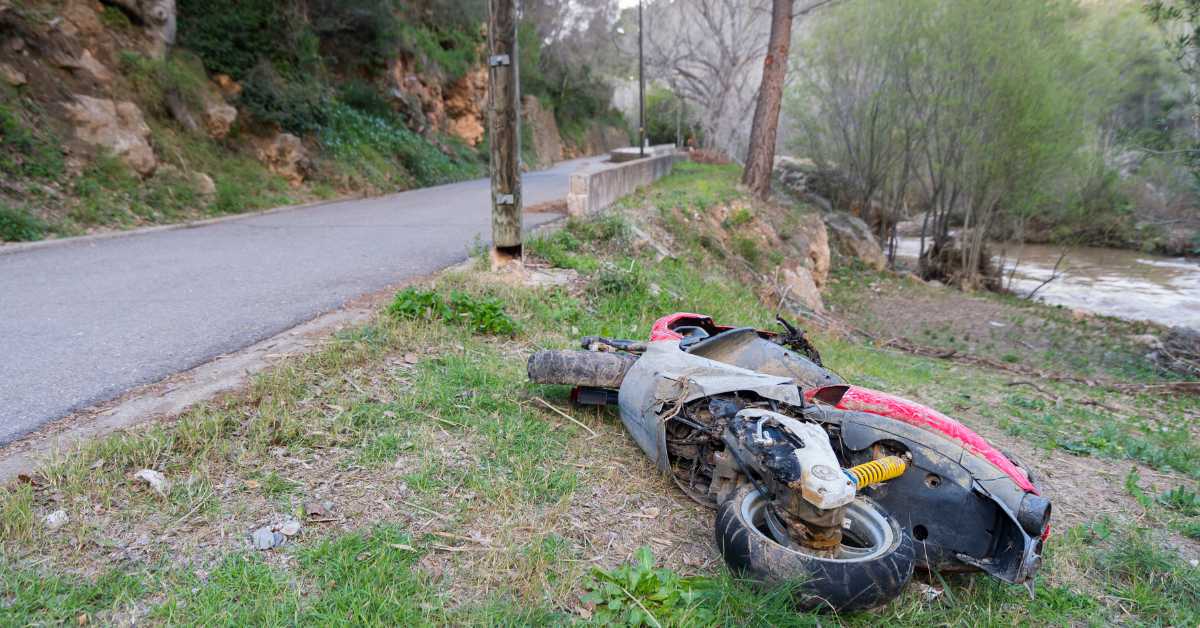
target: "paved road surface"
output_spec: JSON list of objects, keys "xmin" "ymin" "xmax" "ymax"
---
[{"xmin": 0, "ymin": 157, "xmax": 600, "ymax": 444}]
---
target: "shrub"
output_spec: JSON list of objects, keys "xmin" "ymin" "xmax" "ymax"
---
[
  {"xmin": 320, "ymin": 102, "xmax": 480, "ymax": 188},
  {"xmin": 240, "ymin": 62, "xmax": 331, "ymax": 135},
  {"xmin": 177, "ymin": 0, "xmax": 318, "ymax": 79},
  {"xmin": 387, "ymin": 287, "xmax": 518, "ymax": 336},
  {"xmin": 397, "ymin": 23, "xmax": 481, "ymax": 84},
  {"xmin": 0, "ymin": 204, "xmax": 46, "ymax": 242}
]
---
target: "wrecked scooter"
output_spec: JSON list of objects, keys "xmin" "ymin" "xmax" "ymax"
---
[{"xmin": 528, "ymin": 313, "xmax": 1050, "ymax": 611}]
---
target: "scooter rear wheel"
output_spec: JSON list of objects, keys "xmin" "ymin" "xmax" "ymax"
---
[{"xmin": 715, "ymin": 484, "xmax": 915, "ymax": 611}]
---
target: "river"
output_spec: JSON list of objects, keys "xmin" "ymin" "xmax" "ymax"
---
[{"xmin": 896, "ymin": 238, "xmax": 1200, "ymax": 329}]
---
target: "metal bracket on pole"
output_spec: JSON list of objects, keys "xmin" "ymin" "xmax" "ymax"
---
[
  {"xmin": 495, "ymin": 194, "xmax": 515, "ymax": 206},
  {"xmin": 488, "ymin": 54, "xmax": 511, "ymax": 67}
]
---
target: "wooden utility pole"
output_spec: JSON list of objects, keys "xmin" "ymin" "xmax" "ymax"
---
[
  {"xmin": 742, "ymin": 0, "xmax": 794, "ymax": 200},
  {"xmin": 488, "ymin": 0, "xmax": 521, "ymax": 261},
  {"xmin": 638, "ymin": 0, "xmax": 645, "ymax": 157}
]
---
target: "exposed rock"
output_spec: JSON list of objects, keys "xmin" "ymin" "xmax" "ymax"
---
[
  {"xmin": 164, "ymin": 90, "xmax": 198, "ymax": 131},
  {"xmin": 64, "ymin": 96, "xmax": 157, "ymax": 176},
  {"xmin": 106, "ymin": 0, "xmax": 176, "ymax": 52},
  {"xmin": 0, "ymin": 62, "xmax": 25, "ymax": 86},
  {"xmin": 582, "ymin": 124, "xmax": 629, "ymax": 155},
  {"xmin": 74, "ymin": 49, "xmax": 113, "ymax": 84},
  {"xmin": 61, "ymin": 0, "xmax": 103, "ymax": 37},
  {"xmin": 252, "ymin": 526, "xmax": 284, "ymax": 550},
  {"xmin": 783, "ymin": 212, "xmax": 831, "ymax": 288},
  {"xmin": 824, "ymin": 211, "xmax": 886, "ymax": 271},
  {"xmin": 776, "ymin": 263, "xmax": 824, "ymax": 313},
  {"xmin": 192, "ymin": 172, "xmax": 216, "ymax": 196},
  {"xmin": 774, "ymin": 156, "xmax": 853, "ymax": 211},
  {"xmin": 212, "ymin": 74, "xmax": 242, "ymax": 99},
  {"xmin": 43, "ymin": 509, "xmax": 69, "ymax": 531},
  {"xmin": 445, "ymin": 66, "xmax": 487, "ymax": 146},
  {"xmin": 523, "ymin": 95, "xmax": 563, "ymax": 167},
  {"xmin": 133, "ymin": 468, "xmax": 172, "ymax": 496},
  {"xmin": 389, "ymin": 55, "xmax": 443, "ymax": 133},
  {"xmin": 203, "ymin": 101, "xmax": 237, "ymax": 139},
  {"xmin": 257, "ymin": 132, "xmax": 310, "ymax": 186}
]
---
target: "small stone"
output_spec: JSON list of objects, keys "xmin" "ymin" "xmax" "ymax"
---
[
  {"xmin": 192, "ymin": 172, "xmax": 216, "ymax": 196},
  {"xmin": 304, "ymin": 500, "xmax": 334, "ymax": 518},
  {"xmin": 43, "ymin": 509, "xmax": 69, "ymax": 530},
  {"xmin": 134, "ymin": 469, "xmax": 172, "ymax": 497},
  {"xmin": 203, "ymin": 102, "xmax": 237, "ymax": 140},
  {"xmin": 0, "ymin": 62, "xmax": 25, "ymax": 86},
  {"xmin": 403, "ymin": 353, "xmax": 420, "ymax": 364},
  {"xmin": 278, "ymin": 518, "xmax": 301, "ymax": 537},
  {"xmin": 252, "ymin": 526, "xmax": 284, "ymax": 550}
]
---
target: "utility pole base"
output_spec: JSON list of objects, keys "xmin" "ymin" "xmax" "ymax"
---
[{"xmin": 490, "ymin": 245, "xmax": 523, "ymax": 271}]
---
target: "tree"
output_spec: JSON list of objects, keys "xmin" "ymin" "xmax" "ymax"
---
[{"xmin": 741, "ymin": 0, "xmax": 794, "ymax": 199}]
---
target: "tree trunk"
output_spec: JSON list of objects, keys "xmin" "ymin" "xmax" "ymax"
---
[{"xmin": 741, "ymin": 0, "xmax": 794, "ymax": 200}]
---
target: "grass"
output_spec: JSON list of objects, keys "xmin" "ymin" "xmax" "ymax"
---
[{"xmin": 2, "ymin": 163, "xmax": 1198, "ymax": 625}]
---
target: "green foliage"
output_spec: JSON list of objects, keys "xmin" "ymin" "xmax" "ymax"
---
[
  {"xmin": 582, "ymin": 547, "xmax": 716, "ymax": 626},
  {"xmin": 0, "ymin": 101, "xmax": 63, "ymax": 179},
  {"xmin": 0, "ymin": 203, "xmax": 46, "ymax": 242},
  {"xmin": 388, "ymin": 287, "xmax": 518, "ymax": 335},
  {"xmin": 177, "ymin": 0, "xmax": 319, "ymax": 79},
  {"xmin": 644, "ymin": 86, "xmax": 700, "ymax": 146},
  {"xmin": 1159, "ymin": 485, "xmax": 1200, "ymax": 515},
  {"xmin": 240, "ymin": 61, "xmax": 331, "ymax": 135},
  {"xmin": 309, "ymin": 0, "xmax": 405, "ymax": 71},
  {"xmin": 119, "ymin": 50, "xmax": 210, "ymax": 116},
  {"xmin": 398, "ymin": 23, "xmax": 481, "ymax": 83},
  {"xmin": 319, "ymin": 102, "xmax": 480, "ymax": 189}
]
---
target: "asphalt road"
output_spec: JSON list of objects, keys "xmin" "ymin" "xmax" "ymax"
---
[{"xmin": 0, "ymin": 157, "xmax": 600, "ymax": 445}]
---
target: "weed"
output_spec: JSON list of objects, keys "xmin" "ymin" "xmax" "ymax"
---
[
  {"xmin": 582, "ymin": 547, "xmax": 716, "ymax": 626},
  {"xmin": 0, "ymin": 101, "xmax": 64, "ymax": 179},
  {"xmin": 0, "ymin": 203, "xmax": 46, "ymax": 242},
  {"xmin": 387, "ymin": 287, "xmax": 518, "ymax": 335},
  {"xmin": 723, "ymin": 206, "xmax": 754, "ymax": 228},
  {"xmin": 732, "ymin": 235, "xmax": 761, "ymax": 267},
  {"xmin": 0, "ymin": 484, "xmax": 35, "ymax": 545},
  {"xmin": 1159, "ymin": 485, "xmax": 1200, "ymax": 516}
]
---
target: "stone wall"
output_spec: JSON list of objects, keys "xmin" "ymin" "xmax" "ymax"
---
[{"xmin": 567, "ymin": 152, "xmax": 685, "ymax": 216}]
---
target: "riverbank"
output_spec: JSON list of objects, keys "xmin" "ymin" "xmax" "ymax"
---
[
  {"xmin": 2, "ymin": 163, "xmax": 1197, "ymax": 625},
  {"xmin": 893, "ymin": 238, "xmax": 1200, "ymax": 331}
]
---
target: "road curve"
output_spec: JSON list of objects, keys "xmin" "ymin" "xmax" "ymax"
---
[{"xmin": 0, "ymin": 157, "xmax": 602, "ymax": 445}]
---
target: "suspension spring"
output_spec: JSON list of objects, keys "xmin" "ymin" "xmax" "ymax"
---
[{"xmin": 846, "ymin": 455, "xmax": 907, "ymax": 487}]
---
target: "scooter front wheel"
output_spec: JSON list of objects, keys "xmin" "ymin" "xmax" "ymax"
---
[{"xmin": 715, "ymin": 484, "xmax": 915, "ymax": 612}]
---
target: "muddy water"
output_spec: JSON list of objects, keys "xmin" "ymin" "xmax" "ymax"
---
[{"xmin": 896, "ymin": 238, "xmax": 1200, "ymax": 329}]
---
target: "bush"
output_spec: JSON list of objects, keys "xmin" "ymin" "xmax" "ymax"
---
[
  {"xmin": 398, "ymin": 23, "xmax": 481, "ymax": 83},
  {"xmin": 119, "ymin": 51, "xmax": 210, "ymax": 116},
  {"xmin": 0, "ymin": 204, "xmax": 46, "ymax": 242},
  {"xmin": 320, "ymin": 102, "xmax": 480, "ymax": 188},
  {"xmin": 240, "ymin": 62, "xmax": 331, "ymax": 135},
  {"xmin": 177, "ymin": 0, "xmax": 318, "ymax": 79}
]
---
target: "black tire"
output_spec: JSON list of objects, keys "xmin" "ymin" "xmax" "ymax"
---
[{"xmin": 715, "ymin": 484, "xmax": 915, "ymax": 612}]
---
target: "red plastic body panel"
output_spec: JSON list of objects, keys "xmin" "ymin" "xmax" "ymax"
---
[
  {"xmin": 649, "ymin": 313, "xmax": 733, "ymax": 342},
  {"xmin": 805, "ymin": 385, "xmax": 1038, "ymax": 494}
]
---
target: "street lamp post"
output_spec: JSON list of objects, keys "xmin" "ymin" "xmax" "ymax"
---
[{"xmin": 638, "ymin": 0, "xmax": 645, "ymax": 157}]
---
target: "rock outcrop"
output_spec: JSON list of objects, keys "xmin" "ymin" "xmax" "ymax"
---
[
  {"xmin": 105, "ymin": 0, "xmax": 176, "ymax": 54},
  {"xmin": 824, "ymin": 211, "xmax": 886, "ymax": 271},
  {"xmin": 64, "ymin": 95, "xmax": 157, "ymax": 176},
  {"xmin": 257, "ymin": 133, "xmax": 310, "ymax": 187},
  {"xmin": 0, "ymin": 61, "xmax": 24, "ymax": 85},
  {"xmin": 203, "ymin": 101, "xmax": 237, "ymax": 140},
  {"xmin": 444, "ymin": 66, "xmax": 487, "ymax": 146},
  {"xmin": 523, "ymin": 95, "xmax": 563, "ymax": 166}
]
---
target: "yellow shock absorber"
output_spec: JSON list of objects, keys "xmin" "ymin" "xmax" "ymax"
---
[{"xmin": 846, "ymin": 456, "xmax": 908, "ymax": 487}]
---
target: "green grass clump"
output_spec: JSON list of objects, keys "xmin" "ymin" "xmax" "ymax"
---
[
  {"xmin": 398, "ymin": 23, "xmax": 481, "ymax": 83},
  {"xmin": 582, "ymin": 547, "xmax": 719, "ymax": 626},
  {"xmin": 0, "ymin": 566, "xmax": 144, "ymax": 625},
  {"xmin": 388, "ymin": 287, "xmax": 518, "ymax": 335},
  {"xmin": 0, "ymin": 203, "xmax": 46, "ymax": 242},
  {"xmin": 119, "ymin": 50, "xmax": 210, "ymax": 116},
  {"xmin": 320, "ymin": 102, "xmax": 481, "ymax": 189},
  {"xmin": 0, "ymin": 101, "xmax": 64, "ymax": 180}
]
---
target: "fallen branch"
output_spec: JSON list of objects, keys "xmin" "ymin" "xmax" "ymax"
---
[
  {"xmin": 1024, "ymin": 251, "xmax": 1067, "ymax": 301},
  {"xmin": 534, "ymin": 397, "xmax": 598, "ymax": 438}
]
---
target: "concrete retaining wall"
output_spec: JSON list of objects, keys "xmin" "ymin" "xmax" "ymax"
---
[{"xmin": 567, "ymin": 151, "xmax": 686, "ymax": 216}]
